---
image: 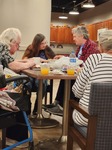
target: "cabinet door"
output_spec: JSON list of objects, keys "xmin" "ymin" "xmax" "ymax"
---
[
  {"xmin": 95, "ymin": 22, "xmax": 104, "ymax": 30},
  {"xmin": 70, "ymin": 26, "xmax": 77, "ymax": 44},
  {"xmin": 50, "ymin": 25, "xmax": 75, "ymax": 44},
  {"xmin": 50, "ymin": 26, "xmax": 58, "ymax": 43},
  {"xmin": 64, "ymin": 26, "xmax": 72, "ymax": 44},
  {"xmin": 57, "ymin": 26, "xmax": 65, "ymax": 44},
  {"xmin": 108, "ymin": 19, "xmax": 112, "ymax": 29},
  {"xmin": 87, "ymin": 24, "xmax": 97, "ymax": 41},
  {"xmin": 102, "ymin": 21, "xmax": 109, "ymax": 28}
]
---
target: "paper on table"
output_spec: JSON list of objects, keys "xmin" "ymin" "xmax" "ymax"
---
[
  {"xmin": 49, "ymin": 56, "xmax": 83, "ymax": 69},
  {"xmin": 51, "ymin": 69, "xmax": 64, "ymax": 75}
]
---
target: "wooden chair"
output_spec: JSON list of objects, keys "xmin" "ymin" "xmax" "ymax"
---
[{"xmin": 67, "ymin": 82, "xmax": 112, "ymax": 150}]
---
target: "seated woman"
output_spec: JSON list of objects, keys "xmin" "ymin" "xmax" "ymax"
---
[
  {"xmin": 44, "ymin": 26, "xmax": 100, "ymax": 116},
  {"xmin": 22, "ymin": 33, "xmax": 55, "ymax": 115},
  {"xmin": 0, "ymin": 28, "xmax": 36, "ymax": 147},
  {"xmin": 72, "ymin": 30, "xmax": 112, "ymax": 126}
]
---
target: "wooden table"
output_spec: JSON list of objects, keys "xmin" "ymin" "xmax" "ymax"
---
[{"xmin": 22, "ymin": 69, "xmax": 77, "ymax": 142}]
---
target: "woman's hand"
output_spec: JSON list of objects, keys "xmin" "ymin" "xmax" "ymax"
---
[
  {"xmin": 40, "ymin": 58, "xmax": 49, "ymax": 63},
  {"xmin": 53, "ymin": 55, "xmax": 63, "ymax": 59}
]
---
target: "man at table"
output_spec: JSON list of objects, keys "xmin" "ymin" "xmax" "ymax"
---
[{"xmin": 44, "ymin": 25, "xmax": 100, "ymax": 116}]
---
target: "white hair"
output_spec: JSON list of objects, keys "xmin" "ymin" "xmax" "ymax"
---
[
  {"xmin": 99, "ymin": 30, "xmax": 112, "ymax": 51},
  {"xmin": 72, "ymin": 26, "xmax": 89, "ymax": 39},
  {"xmin": 0, "ymin": 28, "xmax": 21, "ymax": 48}
]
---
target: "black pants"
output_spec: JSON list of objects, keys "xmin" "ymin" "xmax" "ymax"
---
[{"xmin": 55, "ymin": 79, "xmax": 79, "ymax": 107}]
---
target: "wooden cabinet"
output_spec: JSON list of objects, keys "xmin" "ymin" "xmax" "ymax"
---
[
  {"xmin": 50, "ymin": 25, "xmax": 74, "ymax": 44},
  {"xmin": 86, "ymin": 24, "xmax": 97, "ymax": 41},
  {"xmin": 108, "ymin": 19, "xmax": 112, "ymax": 29},
  {"xmin": 50, "ymin": 26, "xmax": 58, "ymax": 43},
  {"xmin": 50, "ymin": 19, "xmax": 112, "ymax": 44},
  {"xmin": 86, "ymin": 19, "xmax": 112, "ymax": 41}
]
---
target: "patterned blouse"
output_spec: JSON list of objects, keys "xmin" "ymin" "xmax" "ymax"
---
[
  {"xmin": 0, "ymin": 42, "xmax": 14, "ymax": 66},
  {"xmin": 72, "ymin": 53, "xmax": 112, "ymax": 126},
  {"xmin": 76, "ymin": 39, "xmax": 100, "ymax": 62}
]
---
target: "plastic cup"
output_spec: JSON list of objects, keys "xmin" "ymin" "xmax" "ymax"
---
[
  {"xmin": 40, "ymin": 63, "xmax": 50, "ymax": 75},
  {"xmin": 67, "ymin": 66, "xmax": 75, "ymax": 75}
]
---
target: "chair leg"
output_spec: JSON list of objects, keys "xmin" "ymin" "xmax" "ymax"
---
[
  {"xmin": 67, "ymin": 133, "xmax": 74, "ymax": 150},
  {"xmin": 2, "ymin": 128, "xmax": 6, "ymax": 148}
]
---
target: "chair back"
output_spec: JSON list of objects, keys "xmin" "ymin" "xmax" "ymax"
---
[{"xmin": 89, "ymin": 82, "xmax": 112, "ymax": 150}]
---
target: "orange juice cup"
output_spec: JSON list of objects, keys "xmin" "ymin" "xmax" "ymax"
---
[
  {"xmin": 40, "ymin": 63, "xmax": 50, "ymax": 75},
  {"xmin": 67, "ymin": 66, "xmax": 75, "ymax": 75}
]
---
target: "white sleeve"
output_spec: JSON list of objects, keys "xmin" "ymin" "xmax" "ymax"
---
[{"xmin": 72, "ymin": 54, "xmax": 102, "ymax": 98}]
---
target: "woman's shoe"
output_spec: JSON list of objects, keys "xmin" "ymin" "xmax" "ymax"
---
[
  {"xmin": 45, "ymin": 104, "xmax": 63, "ymax": 116},
  {"xmin": 42, "ymin": 100, "xmax": 59, "ymax": 110},
  {"xmin": 42, "ymin": 103, "xmax": 56, "ymax": 109}
]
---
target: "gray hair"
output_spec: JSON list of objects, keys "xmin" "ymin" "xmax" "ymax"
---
[
  {"xmin": 99, "ymin": 30, "xmax": 112, "ymax": 51},
  {"xmin": 72, "ymin": 26, "xmax": 89, "ymax": 39},
  {"xmin": 0, "ymin": 28, "xmax": 21, "ymax": 48}
]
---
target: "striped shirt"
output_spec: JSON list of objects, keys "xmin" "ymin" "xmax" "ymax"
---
[{"xmin": 72, "ymin": 53, "xmax": 112, "ymax": 126}]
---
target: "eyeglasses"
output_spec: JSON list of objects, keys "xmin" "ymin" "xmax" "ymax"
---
[
  {"xmin": 15, "ymin": 41, "xmax": 20, "ymax": 48},
  {"xmin": 11, "ymin": 40, "xmax": 20, "ymax": 48}
]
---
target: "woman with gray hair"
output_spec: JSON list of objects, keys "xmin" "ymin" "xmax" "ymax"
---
[
  {"xmin": 0, "ymin": 28, "xmax": 35, "ymax": 147},
  {"xmin": 44, "ymin": 25, "xmax": 100, "ymax": 116},
  {"xmin": 0, "ymin": 28, "xmax": 21, "ymax": 46},
  {"xmin": 0, "ymin": 28, "xmax": 35, "ymax": 72},
  {"xmin": 72, "ymin": 25, "xmax": 99, "ymax": 62},
  {"xmin": 72, "ymin": 30, "xmax": 112, "ymax": 126},
  {"xmin": 72, "ymin": 25, "xmax": 89, "ymax": 39}
]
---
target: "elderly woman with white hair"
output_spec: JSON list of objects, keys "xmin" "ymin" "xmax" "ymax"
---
[
  {"xmin": 0, "ymin": 28, "xmax": 35, "ymax": 147},
  {"xmin": 72, "ymin": 30, "xmax": 112, "ymax": 126},
  {"xmin": 0, "ymin": 28, "xmax": 35, "ymax": 72}
]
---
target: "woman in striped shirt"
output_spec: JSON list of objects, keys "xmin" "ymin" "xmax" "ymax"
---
[{"xmin": 72, "ymin": 30, "xmax": 112, "ymax": 126}]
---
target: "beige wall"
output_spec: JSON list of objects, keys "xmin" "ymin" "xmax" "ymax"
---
[{"xmin": 0, "ymin": 0, "xmax": 51, "ymax": 47}]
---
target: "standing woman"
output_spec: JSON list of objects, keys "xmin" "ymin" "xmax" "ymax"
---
[{"xmin": 22, "ymin": 33, "xmax": 55, "ymax": 115}]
